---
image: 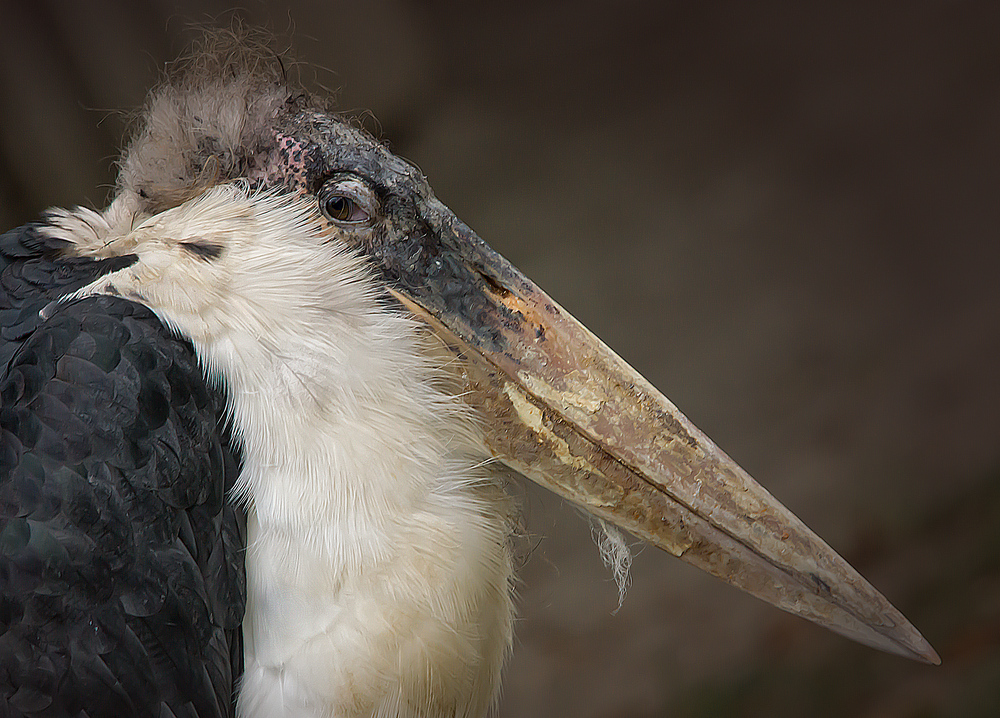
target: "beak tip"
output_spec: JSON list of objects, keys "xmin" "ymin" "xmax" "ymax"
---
[
  {"xmin": 910, "ymin": 637, "xmax": 942, "ymax": 666},
  {"xmin": 887, "ymin": 607, "xmax": 941, "ymax": 665},
  {"xmin": 867, "ymin": 619, "xmax": 940, "ymax": 665}
]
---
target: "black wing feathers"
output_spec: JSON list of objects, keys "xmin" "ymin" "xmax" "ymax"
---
[
  {"xmin": 0, "ymin": 224, "xmax": 245, "ymax": 718},
  {"xmin": 0, "ymin": 224, "xmax": 136, "ymax": 370}
]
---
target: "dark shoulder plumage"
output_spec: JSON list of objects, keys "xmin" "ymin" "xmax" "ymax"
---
[
  {"xmin": 0, "ymin": 223, "xmax": 135, "ymax": 370},
  {"xmin": 0, "ymin": 294, "xmax": 244, "ymax": 717}
]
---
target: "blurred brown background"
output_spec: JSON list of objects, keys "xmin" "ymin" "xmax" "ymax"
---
[{"xmin": 2, "ymin": 1, "xmax": 998, "ymax": 716}]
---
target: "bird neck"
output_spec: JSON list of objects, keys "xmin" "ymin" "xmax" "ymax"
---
[{"xmin": 203, "ymin": 291, "xmax": 479, "ymax": 566}]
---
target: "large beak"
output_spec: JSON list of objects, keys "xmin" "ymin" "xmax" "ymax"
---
[{"xmin": 377, "ymin": 196, "xmax": 938, "ymax": 665}]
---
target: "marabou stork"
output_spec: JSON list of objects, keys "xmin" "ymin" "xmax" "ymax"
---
[{"xmin": 0, "ymin": 36, "xmax": 937, "ymax": 718}]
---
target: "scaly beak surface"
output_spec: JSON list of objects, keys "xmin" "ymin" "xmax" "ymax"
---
[{"xmin": 383, "ymin": 200, "xmax": 939, "ymax": 665}]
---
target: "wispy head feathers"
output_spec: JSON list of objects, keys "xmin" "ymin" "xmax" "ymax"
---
[{"xmin": 120, "ymin": 28, "xmax": 317, "ymax": 215}]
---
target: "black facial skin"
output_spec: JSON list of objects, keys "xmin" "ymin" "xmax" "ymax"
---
[{"xmin": 271, "ymin": 111, "xmax": 539, "ymax": 365}]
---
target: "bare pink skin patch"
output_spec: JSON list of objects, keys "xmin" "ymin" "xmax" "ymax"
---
[{"xmin": 254, "ymin": 132, "xmax": 310, "ymax": 192}]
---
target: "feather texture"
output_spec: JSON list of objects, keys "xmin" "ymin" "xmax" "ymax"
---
[{"xmin": 0, "ymin": 284, "xmax": 244, "ymax": 717}]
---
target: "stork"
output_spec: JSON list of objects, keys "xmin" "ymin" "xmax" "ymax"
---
[{"xmin": 0, "ymin": 36, "xmax": 937, "ymax": 718}]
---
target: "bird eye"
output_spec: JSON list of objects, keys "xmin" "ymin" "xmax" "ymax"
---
[
  {"xmin": 318, "ymin": 176, "xmax": 376, "ymax": 226},
  {"xmin": 323, "ymin": 195, "xmax": 364, "ymax": 223}
]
